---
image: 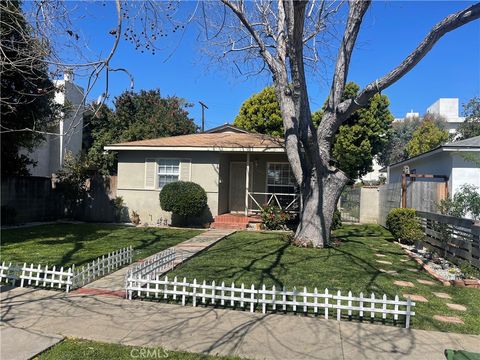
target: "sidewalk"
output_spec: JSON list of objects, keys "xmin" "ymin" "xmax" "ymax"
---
[
  {"xmin": 1, "ymin": 287, "xmax": 479, "ymax": 360},
  {"xmin": 79, "ymin": 228, "xmax": 235, "ymax": 294}
]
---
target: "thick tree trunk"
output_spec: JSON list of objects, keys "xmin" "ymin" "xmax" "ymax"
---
[{"xmin": 293, "ymin": 169, "xmax": 349, "ymax": 248}]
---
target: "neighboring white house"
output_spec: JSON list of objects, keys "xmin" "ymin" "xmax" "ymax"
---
[
  {"xmin": 23, "ymin": 72, "xmax": 85, "ymax": 177},
  {"xmin": 384, "ymin": 136, "xmax": 480, "ymax": 213},
  {"xmin": 361, "ymin": 98, "xmax": 466, "ymax": 183}
]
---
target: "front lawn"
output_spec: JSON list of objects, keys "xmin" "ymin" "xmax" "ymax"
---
[
  {"xmin": 1, "ymin": 224, "xmax": 203, "ymax": 267},
  {"xmin": 38, "ymin": 338, "xmax": 244, "ymax": 360},
  {"xmin": 168, "ymin": 225, "xmax": 480, "ymax": 334}
]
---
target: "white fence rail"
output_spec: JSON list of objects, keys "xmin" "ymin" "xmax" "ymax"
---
[
  {"xmin": 126, "ymin": 276, "xmax": 416, "ymax": 328},
  {"xmin": 128, "ymin": 248, "xmax": 176, "ymax": 279},
  {"xmin": 247, "ymin": 192, "xmax": 300, "ymax": 213},
  {"xmin": 1, "ymin": 246, "xmax": 134, "ymax": 292},
  {"xmin": 72, "ymin": 246, "xmax": 133, "ymax": 288}
]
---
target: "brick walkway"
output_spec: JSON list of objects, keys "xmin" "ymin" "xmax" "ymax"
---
[{"xmin": 75, "ymin": 229, "xmax": 236, "ymax": 295}]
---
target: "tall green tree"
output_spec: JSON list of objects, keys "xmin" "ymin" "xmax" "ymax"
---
[
  {"xmin": 234, "ymin": 82, "xmax": 393, "ymax": 179},
  {"xmin": 405, "ymin": 118, "xmax": 449, "ymax": 157},
  {"xmin": 87, "ymin": 89, "xmax": 197, "ymax": 174},
  {"xmin": 233, "ymin": 87, "xmax": 283, "ymax": 136},
  {"xmin": 457, "ymin": 97, "xmax": 480, "ymax": 140},
  {"xmin": 0, "ymin": 0, "xmax": 57, "ymax": 175},
  {"xmin": 379, "ymin": 113, "xmax": 447, "ymax": 166}
]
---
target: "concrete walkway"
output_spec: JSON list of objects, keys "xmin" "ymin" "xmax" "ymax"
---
[
  {"xmin": 1, "ymin": 287, "xmax": 479, "ymax": 360},
  {"xmin": 80, "ymin": 229, "xmax": 235, "ymax": 294}
]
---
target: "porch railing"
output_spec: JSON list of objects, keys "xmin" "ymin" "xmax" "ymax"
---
[{"xmin": 247, "ymin": 191, "xmax": 300, "ymax": 213}]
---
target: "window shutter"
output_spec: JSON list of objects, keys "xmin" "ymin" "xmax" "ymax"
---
[
  {"xmin": 179, "ymin": 159, "xmax": 191, "ymax": 181},
  {"xmin": 145, "ymin": 158, "xmax": 156, "ymax": 189}
]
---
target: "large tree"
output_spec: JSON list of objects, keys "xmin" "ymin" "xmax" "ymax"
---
[
  {"xmin": 87, "ymin": 89, "xmax": 197, "ymax": 174},
  {"xmin": 214, "ymin": 1, "xmax": 480, "ymax": 247},
  {"xmin": 0, "ymin": 0, "xmax": 57, "ymax": 175},
  {"xmin": 235, "ymin": 82, "xmax": 393, "ymax": 179},
  {"xmin": 405, "ymin": 118, "xmax": 449, "ymax": 157},
  {"xmin": 379, "ymin": 113, "xmax": 448, "ymax": 166},
  {"xmin": 457, "ymin": 97, "xmax": 480, "ymax": 140},
  {"xmin": 234, "ymin": 87, "xmax": 283, "ymax": 136}
]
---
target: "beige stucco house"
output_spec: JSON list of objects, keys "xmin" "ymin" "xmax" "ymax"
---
[{"xmin": 105, "ymin": 125, "xmax": 298, "ymax": 227}]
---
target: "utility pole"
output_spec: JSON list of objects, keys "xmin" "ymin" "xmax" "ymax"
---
[{"xmin": 199, "ymin": 101, "xmax": 208, "ymax": 132}]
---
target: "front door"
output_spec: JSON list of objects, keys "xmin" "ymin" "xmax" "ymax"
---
[{"xmin": 229, "ymin": 162, "xmax": 249, "ymax": 212}]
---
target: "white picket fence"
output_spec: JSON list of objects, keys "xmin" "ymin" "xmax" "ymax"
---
[
  {"xmin": 128, "ymin": 248, "xmax": 176, "ymax": 279},
  {"xmin": 0, "ymin": 246, "xmax": 134, "ymax": 292},
  {"xmin": 72, "ymin": 246, "xmax": 133, "ymax": 288},
  {"xmin": 125, "ymin": 276, "xmax": 416, "ymax": 328},
  {"xmin": 0, "ymin": 262, "xmax": 73, "ymax": 292}
]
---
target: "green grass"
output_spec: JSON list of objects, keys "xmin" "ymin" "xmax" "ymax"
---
[
  {"xmin": 168, "ymin": 225, "xmax": 480, "ymax": 334},
  {"xmin": 37, "ymin": 338, "xmax": 245, "ymax": 360},
  {"xmin": 1, "ymin": 224, "xmax": 203, "ymax": 267}
]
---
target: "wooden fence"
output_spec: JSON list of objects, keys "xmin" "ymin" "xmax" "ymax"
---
[
  {"xmin": 72, "ymin": 246, "xmax": 133, "ymax": 288},
  {"xmin": 125, "ymin": 275, "xmax": 416, "ymax": 328},
  {"xmin": 417, "ymin": 211, "xmax": 480, "ymax": 269},
  {"xmin": 0, "ymin": 246, "xmax": 133, "ymax": 292}
]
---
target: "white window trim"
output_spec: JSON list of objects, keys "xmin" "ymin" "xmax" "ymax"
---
[{"xmin": 156, "ymin": 157, "xmax": 181, "ymax": 190}]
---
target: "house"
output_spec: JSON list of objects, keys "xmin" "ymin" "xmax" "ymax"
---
[
  {"xmin": 22, "ymin": 71, "xmax": 85, "ymax": 177},
  {"xmin": 105, "ymin": 124, "xmax": 297, "ymax": 228},
  {"xmin": 383, "ymin": 136, "xmax": 480, "ymax": 213}
]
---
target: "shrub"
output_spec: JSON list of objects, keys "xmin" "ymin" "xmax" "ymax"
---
[
  {"xmin": 159, "ymin": 181, "xmax": 207, "ymax": 220},
  {"xmin": 332, "ymin": 208, "xmax": 342, "ymax": 231},
  {"xmin": 386, "ymin": 208, "xmax": 424, "ymax": 244},
  {"xmin": 261, "ymin": 204, "xmax": 290, "ymax": 230}
]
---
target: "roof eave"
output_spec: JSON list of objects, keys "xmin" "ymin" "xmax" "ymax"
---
[{"xmin": 104, "ymin": 145, "xmax": 285, "ymax": 153}]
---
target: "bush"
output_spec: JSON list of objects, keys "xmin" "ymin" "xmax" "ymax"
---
[
  {"xmin": 386, "ymin": 208, "xmax": 424, "ymax": 244},
  {"xmin": 332, "ymin": 208, "xmax": 342, "ymax": 231},
  {"xmin": 261, "ymin": 204, "xmax": 290, "ymax": 230},
  {"xmin": 160, "ymin": 181, "xmax": 207, "ymax": 220}
]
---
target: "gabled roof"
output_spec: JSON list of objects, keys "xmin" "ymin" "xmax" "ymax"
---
[
  {"xmin": 205, "ymin": 123, "xmax": 249, "ymax": 134},
  {"xmin": 104, "ymin": 132, "xmax": 285, "ymax": 153},
  {"xmin": 384, "ymin": 135, "xmax": 480, "ymax": 170}
]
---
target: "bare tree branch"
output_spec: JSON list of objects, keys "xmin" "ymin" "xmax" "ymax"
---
[{"xmin": 338, "ymin": 2, "xmax": 480, "ymax": 121}]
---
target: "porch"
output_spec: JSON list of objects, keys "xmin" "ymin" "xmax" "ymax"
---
[{"xmin": 212, "ymin": 152, "xmax": 299, "ymax": 229}]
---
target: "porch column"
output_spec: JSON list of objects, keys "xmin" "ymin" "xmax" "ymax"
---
[{"xmin": 245, "ymin": 152, "xmax": 250, "ymax": 216}]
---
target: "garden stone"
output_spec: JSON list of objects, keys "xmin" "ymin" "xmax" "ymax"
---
[
  {"xmin": 433, "ymin": 315, "xmax": 464, "ymax": 324},
  {"xmin": 432, "ymin": 292, "xmax": 452, "ymax": 299},
  {"xmin": 402, "ymin": 294, "xmax": 428, "ymax": 302},
  {"xmin": 376, "ymin": 260, "xmax": 392, "ymax": 265},
  {"xmin": 375, "ymin": 253, "xmax": 386, "ymax": 257},
  {"xmin": 417, "ymin": 279, "xmax": 436, "ymax": 286},
  {"xmin": 446, "ymin": 303, "xmax": 467, "ymax": 311},
  {"xmin": 394, "ymin": 280, "xmax": 414, "ymax": 287}
]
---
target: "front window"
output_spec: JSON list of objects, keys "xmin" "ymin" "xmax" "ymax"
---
[
  {"xmin": 157, "ymin": 159, "xmax": 179, "ymax": 189},
  {"xmin": 267, "ymin": 163, "xmax": 297, "ymax": 208}
]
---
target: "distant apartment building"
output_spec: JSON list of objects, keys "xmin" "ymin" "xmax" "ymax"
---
[{"xmin": 23, "ymin": 72, "xmax": 85, "ymax": 177}]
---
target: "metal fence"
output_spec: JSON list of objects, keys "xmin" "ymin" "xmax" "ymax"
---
[{"xmin": 339, "ymin": 187, "xmax": 361, "ymax": 222}]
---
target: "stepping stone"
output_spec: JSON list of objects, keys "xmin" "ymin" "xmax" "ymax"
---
[
  {"xmin": 400, "ymin": 259, "xmax": 409, "ymax": 262},
  {"xmin": 403, "ymin": 294, "xmax": 428, "ymax": 302},
  {"xmin": 433, "ymin": 292, "xmax": 452, "ymax": 299},
  {"xmin": 433, "ymin": 315, "xmax": 464, "ymax": 324},
  {"xmin": 375, "ymin": 253, "xmax": 386, "ymax": 257},
  {"xmin": 407, "ymin": 268, "xmax": 420, "ymax": 272},
  {"xmin": 394, "ymin": 280, "xmax": 415, "ymax": 287},
  {"xmin": 417, "ymin": 279, "xmax": 436, "ymax": 286},
  {"xmin": 376, "ymin": 260, "xmax": 392, "ymax": 265},
  {"xmin": 446, "ymin": 303, "xmax": 467, "ymax": 311},
  {"xmin": 379, "ymin": 269, "xmax": 398, "ymax": 275}
]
